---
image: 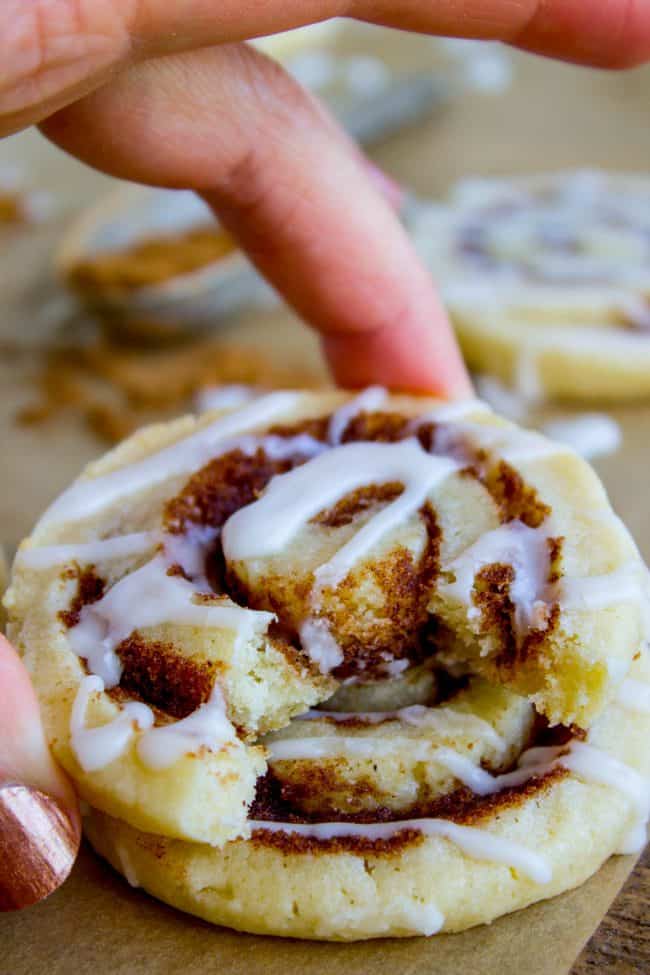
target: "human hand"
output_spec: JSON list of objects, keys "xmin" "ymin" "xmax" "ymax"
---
[
  {"xmin": 0, "ymin": 634, "xmax": 80, "ymax": 910},
  {"xmin": 5, "ymin": 2, "xmax": 649, "ymax": 394}
]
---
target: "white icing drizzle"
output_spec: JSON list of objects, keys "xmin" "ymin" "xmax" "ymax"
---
[
  {"xmin": 16, "ymin": 532, "xmax": 156, "ymax": 570},
  {"xmin": 136, "ymin": 684, "xmax": 236, "ymax": 770},
  {"xmin": 519, "ymin": 742, "xmax": 650, "ymax": 854},
  {"xmin": 69, "ymin": 676, "xmax": 237, "ymax": 773},
  {"xmin": 162, "ymin": 523, "xmax": 219, "ymax": 589},
  {"xmin": 555, "ymin": 562, "xmax": 648, "ymax": 612},
  {"xmin": 266, "ymin": 735, "xmax": 567, "ymax": 800},
  {"xmin": 249, "ymin": 817, "xmax": 551, "ymax": 883},
  {"xmin": 327, "ymin": 386, "xmax": 387, "ymax": 445},
  {"xmin": 264, "ymin": 736, "xmax": 650, "ymax": 859},
  {"xmin": 617, "ymin": 678, "xmax": 650, "ymax": 714},
  {"xmin": 223, "ymin": 440, "xmax": 457, "ymax": 573},
  {"xmin": 298, "ymin": 619, "xmax": 344, "ymax": 674},
  {"xmin": 115, "ymin": 843, "xmax": 140, "ymax": 888},
  {"xmin": 296, "ymin": 705, "xmax": 505, "ymax": 749},
  {"xmin": 69, "ymin": 675, "xmax": 154, "ymax": 773},
  {"xmin": 406, "ymin": 398, "xmax": 491, "ymax": 431},
  {"xmin": 69, "ymin": 554, "xmax": 274, "ymax": 688},
  {"xmin": 430, "ymin": 418, "xmax": 568, "ymax": 471},
  {"xmin": 266, "ymin": 738, "xmax": 514, "ymax": 795},
  {"xmin": 541, "ymin": 414, "xmax": 622, "ymax": 460},
  {"xmin": 223, "ymin": 440, "xmax": 457, "ymax": 673},
  {"xmin": 194, "ymin": 384, "xmax": 259, "ymax": 414},
  {"xmin": 559, "ymin": 742, "xmax": 650, "ymax": 854},
  {"xmin": 439, "ymin": 520, "xmax": 552, "ymax": 637},
  {"xmin": 249, "ymin": 432, "xmax": 326, "ymax": 463},
  {"xmin": 38, "ymin": 392, "xmax": 301, "ymax": 527}
]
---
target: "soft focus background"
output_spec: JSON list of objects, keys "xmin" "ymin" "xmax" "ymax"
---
[{"xmin": 2, "ymin": 21, "xmax": 650, "ymax": 547}]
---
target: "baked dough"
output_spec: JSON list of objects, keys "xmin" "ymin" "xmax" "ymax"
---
[
  {"xmin": 83, "ymin": 651, "xmax": 650, "ymax": 939},
  {"xmin": 410, "ymin": 171, "xmax": 650, "ymax": 401},
  {"xmin": 4, "ymin": 389, "xmax": 649, "ymax": 938}
]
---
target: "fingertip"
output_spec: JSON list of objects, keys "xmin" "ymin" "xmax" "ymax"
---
[{"xmin": 323, "ymin": 312, "xmax": 472, "ymax": 400}]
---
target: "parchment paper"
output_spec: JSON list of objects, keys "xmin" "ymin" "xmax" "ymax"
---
[{"xmin": 1, "ymin": 29, "xmax": 650, "ymax": 973}]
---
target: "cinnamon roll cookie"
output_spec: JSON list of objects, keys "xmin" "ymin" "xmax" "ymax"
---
[
  {"xmin": 410, "ymin": 171, "xmax": 650, "ymax": 401},
  {"xmin": 4, "ymin": 389, "xmax": 649, "ymax": 938}
]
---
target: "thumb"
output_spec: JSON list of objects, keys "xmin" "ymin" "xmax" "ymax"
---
[{"xmin": 0, "ymin": 634, "xmax": 80, "ymax": 910}]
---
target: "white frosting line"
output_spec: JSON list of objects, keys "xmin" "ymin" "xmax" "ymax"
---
[
  {"xmin": 463, "ymin": 421, "xmax": 568, "ymax": 465},
  {"xmin": 266, "ymin": 736, "xmax": 572, "ymax": 801},
  {"xmin": 68, "ymin": 554, "xmax": 273, "ymax": 687},
  {"xmin": 261, "ymin": 736, "xmax": 650, "ymax": 866},
  {"xmin": 431, "ymin": 418, "xmax": 568, "ymax": 469},
  {"xmin": 69, "ymin": 675, "xmax": 154, "ymax": 773},
  {"xmin": 555, "ymin": 562, "xmax": 649, "ymax": 612},
  {"xmin": 69, "ymin": 676, "xmax": 237, "ymax": 773},
  {"xmin": 617, "ymin": 678, "xmax": 650, "ymax": 714},
  {"xmin": 194, "ymin": 384, "xmax": 259, "ymax": 414},
  {"xmin": 559, "ymin": 742, "xmax": 650, "ymax": 854},
  {"xmin": 315, "ymin": 456, "xmax": 458, "ymax": 595},
  {"xmin": 16, "ymin": 532, "xmax": 156, "ymax": 570},
  {"xmin": 267, "ymin": 738, "xmax": 518, "ymax": 797},
  {"xmin": 115, "ymin": 843, "xmax": 140, "ymax": 888},
  {"xmin": 327, "ymin": 386, "xmax": 387, "ymax": 445},
  {"xmin": 38, "ymin": 392, "xmax": 301, "ymax": 527},
  {"xmin": 136, "ymin": 684, "xmax": 236, "ymax": 770},
  {"xmin": 223, "ymin": 440, "xmax": 457, "ymax": 574},
  {"xmin": 296, "ymin": 705, "xmax": 505, "ymax": 749},
  {"xmin": 298, "ymin": 619, "xmax": 344, "ymax": 674},
  {"xmin": 161, "ymin": 523, "xmax": 219, "ymax": 589},
  {"xmin": 519, "ymin": 741, "xmax": 650, "ymax": 854},
  {"xmin": 249, "ymin": 817, "xmax": 551, "ymax": 883},
  {"xmin": 406, "ymin": 398, "xmax": 491, "ymax": 431},
  {"xmin": 439, "ymin": 520, "xmax": 552, "ymax": 637}
]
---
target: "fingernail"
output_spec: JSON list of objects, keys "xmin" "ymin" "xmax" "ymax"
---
[
  {"xmin": 364, "ymin": 162, "xmax": 405, "ymax": 211},
  {"xmin": 0, "ymin": 783, "xmax": 78, "ymax": 911}
]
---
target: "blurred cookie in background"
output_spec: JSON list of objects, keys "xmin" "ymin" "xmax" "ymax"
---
[{"xmin": 407, "ymin": 171, "xmax": 650, "ymax": 403}]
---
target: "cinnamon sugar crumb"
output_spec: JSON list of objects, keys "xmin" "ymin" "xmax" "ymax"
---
[
  {"xmin": 18, "ymin": 333, "xmax": 320, "ymax": 444},
  {"xmin": 58, "ymin": 567, "xmax": 105, "ymax": 628}
]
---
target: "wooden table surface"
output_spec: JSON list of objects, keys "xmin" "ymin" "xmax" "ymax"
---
[{"xmin": 572, "ymin": 847, "xmax": 650, "ymax": 974}]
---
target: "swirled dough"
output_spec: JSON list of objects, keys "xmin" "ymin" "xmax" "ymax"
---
[{"xmin": 5, "ymin": 389, "xmax": 649, "ymax": 938}]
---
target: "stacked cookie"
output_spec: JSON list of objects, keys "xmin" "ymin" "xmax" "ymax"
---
[{"xmin": 5, "ymin": 390, "xmax": 650, "ymax": 939}]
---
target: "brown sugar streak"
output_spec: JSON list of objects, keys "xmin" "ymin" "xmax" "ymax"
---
[
  {"xmin": 58, "ymin": 567, "xmax": 105, "ymax": 628},
  {"xmin": 116, "ymin": 632, "xmax": 217, "ymax": 719},
  {"xmin": 249, "ymin": 767, "xmax": 569, "ymax": 855}
]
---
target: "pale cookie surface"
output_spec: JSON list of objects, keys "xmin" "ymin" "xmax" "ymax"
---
[
  {"xmin": 84, "ymin": 652, "xmax": 650, "ymax": 940},
  {"xmin": 4, "ymin": 389, "xmax": 649, "ymax": 938},
  {"xmin": 410, "ymin": 171, "xmax": 650, "ymax": 401}
]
